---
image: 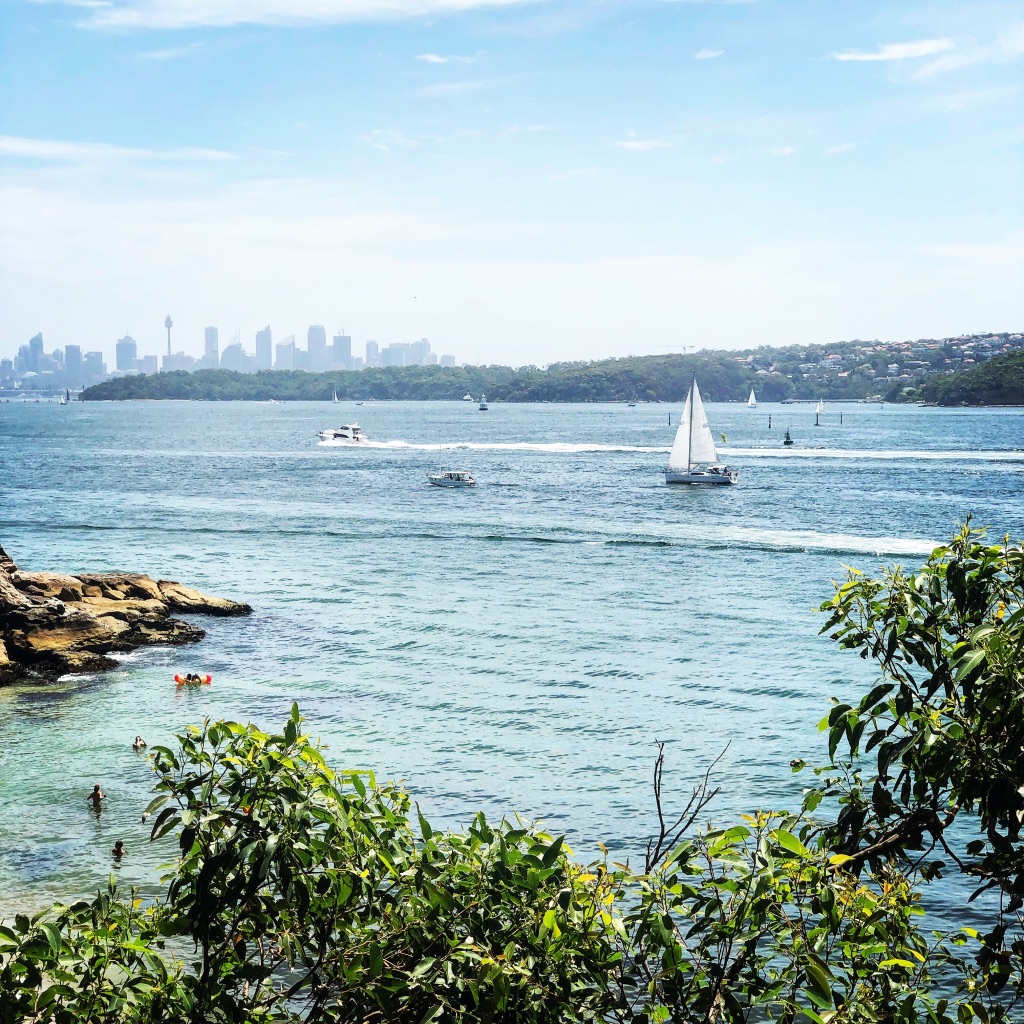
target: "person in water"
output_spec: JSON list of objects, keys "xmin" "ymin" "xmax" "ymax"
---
[
  {"xmin": 112, "ymin": 840, "xmax": 126, "ymax": 860},
  {"xmin": 133, "ymin": 735, "xmax": 147, "ymax": 751},
  {"xmin": 87, "ymin": 784, "xmax": 106, "ymax": 808}
]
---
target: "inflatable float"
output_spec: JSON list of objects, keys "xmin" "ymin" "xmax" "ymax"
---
[{"xmin": 174, "ymin": 674, "xmax": 212, "ymax": 686}]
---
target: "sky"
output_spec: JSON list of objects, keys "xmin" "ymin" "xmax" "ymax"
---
[{"xmin": 1, "ymin": 0, "xmax": 1022, "ymax": 367}]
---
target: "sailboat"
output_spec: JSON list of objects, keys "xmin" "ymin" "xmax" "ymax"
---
[
  {"xmin": 665, "ymin": 377, "xmax": 738, "ymax": 485},
  {"xmin": 332, "ymin": 390, "xmax": 339, "ymax": 403},
  {"xmin": 479, "ymin": 394, "xmax": 488, "ymax": 411},
  {"xmin": 747, "ymin": 388, "xmax": 757, "ymax": 409},
  {"xmin": 58, "ymin": 390, "xmax": 68, "ymax": 406}
]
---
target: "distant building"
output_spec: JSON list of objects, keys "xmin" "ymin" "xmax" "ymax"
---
[
  {"xmin": 332, "ymin": 333, "xmax": 352, "ymax": 370},
  {"xmin": 365, "ymin": 340, "xmax": 380, "ymax": 368},
  {"xmin": 440, "ymin": 354, "xmax": 456, "ymax": 367},
  {"xmin": 219, "ymin": 343, "xmax": 250, "ymax": 373},
  {"xmin": 64, "ymin": 344, "xmax": 83, "ymax": 381},
  {"xmin": 307, "ymin": 325, "xmax": 328, "ymax": 372},
  {"xmin": 275, "ymin": 338, "xmax": 296, "ymax": 370},
  {"xmin": 204, "ymin": 327, "xmax": 219, "ymax": 366},
  {"xmin": 137, "ymin": 355, "xmax": 158, "ymax": 375},
  {"xmin": 409, "ymin": 338, "xmax": 431, "ymax": 366},
  {"xmin": 162, "ymin": 352, "xmax": 195, "ymax": 373},
  {"xmin": 351, "ymin": 356, "xmax": 364, "ymax": 371},
  {"xmin": 115, "ymin": 335, "xmax": 138, "ymax": 372},
  {"xmin": 83, "ymin": 351, "xmax": 106, "ymax": 379},
  {"xmin": 382, "ymin": 343, "xmax": 410, "ymax": 367},
  {"xmin": 28, "ymin": 333, "xmax": 44, "ymax": 372},
  {"xmin": 255, "ymin": 326, "xmax": 273, "ymax": 371}
]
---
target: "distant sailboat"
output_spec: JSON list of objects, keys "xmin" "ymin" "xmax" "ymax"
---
[
  {"xmin": 747, "ymin": 388, "xmax": 757, "ymax": 409},
  {"xmin": 332, "ymin": 390, "xmax": 339, "ymax": 403},
  {"xmin": 665, "ymin": 377, "xmax": 738, "ymax": 486}
]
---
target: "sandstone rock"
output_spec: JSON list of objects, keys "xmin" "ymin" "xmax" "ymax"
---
[{"xmin": 0, "ymin": 545, "xmax": 251, "ymax": 686}]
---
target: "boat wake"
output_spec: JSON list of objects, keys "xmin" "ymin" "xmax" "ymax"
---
[{"xmin": 722, "ymin": 447, "xmax": 1024, "ymax": 462}]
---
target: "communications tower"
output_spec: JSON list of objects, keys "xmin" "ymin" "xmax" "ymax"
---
[{"xmin": 164, "ymin": 315, "xmax": 173, "ymax": 356}]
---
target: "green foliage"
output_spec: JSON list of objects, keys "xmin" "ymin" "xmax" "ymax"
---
[
  {"xmin": 7, "ymin": 525, "xmax": 1024, "ymax": 1021},
  {"xmin": 920, "ymin": 351, "xmax": 1024, "ymax": 406}
]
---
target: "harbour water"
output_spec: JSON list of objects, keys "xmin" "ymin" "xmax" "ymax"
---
[{"xmin": 1, "ymin": 400, "xmax": 1022, "ymax": 915}]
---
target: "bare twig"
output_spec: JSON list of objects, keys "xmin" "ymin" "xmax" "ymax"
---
[{"xmin": 645, "ymin": 740, "xmax": 727, "ymax": 873}]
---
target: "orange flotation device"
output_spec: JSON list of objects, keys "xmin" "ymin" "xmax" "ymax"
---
[{"xmin": 175, "ymin": 674, "xmax": 212, "ymax": 686}]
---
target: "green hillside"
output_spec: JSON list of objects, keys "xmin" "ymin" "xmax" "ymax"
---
[{"xmin": 920, "ymin": 350, "xmax": 1024, "ymax": 406}]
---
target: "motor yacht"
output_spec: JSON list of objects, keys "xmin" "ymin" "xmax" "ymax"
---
[
  {"xmin": 317, "ymin": 423, "xmax": 369, "ymax": 444},
  {"xmin": 427, "ymin": 470, "xmax": 476, "ymax": 488}
]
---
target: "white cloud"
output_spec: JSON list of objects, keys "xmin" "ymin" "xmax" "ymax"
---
[
  {"xmin": 416, "ymin": 78, "xmax": 502, "ymax": 98},
  {"xmin": 768, "ymin": 145, "xmax": 796, "ymax": 157},
  {"xmin": 361, "ymin": 129, "xmax": 418, "ymax": 153},
  {"xmin": 614, "ymin": 139, "xmax": 671, "ymax": 151},
  {"xmin": 135, "ymin": 42, "xmax": 202, "ymax": 60},
  {"xmin": 913, "ymin": 24, "xmax": 1024, "ymax": 79},
  {"xmin": 693, "ymin": 49, "xmax": 724, "ymax": 60},
  {"xmin": 416, "ymin": 52, "xmax": 475, "ymax": 64},
  {"xmin": 75, "ymin": 0, "xmax": 537, "ymax": 29},
  {"xmin": 0, "ymin": 135, "xmax": 235, "ymax": 162},
  {"xmin": 549, "ymin": 167, "xmax": 597, "ymax": 181},
  {"xmin": 824, "ymin": 142, "xmax": 855, "ymax": 155},
  {"xmin": 830, "ymin": 39, "xmax": 953, "ymax": 62}
]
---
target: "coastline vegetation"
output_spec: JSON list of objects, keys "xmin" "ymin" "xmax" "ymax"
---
[
  {"xmin": 4, "ymin": 524, "xmax": 1024, "ymax": 1022},
  {"xmin": 921, "ymin": 350, "xmax": 1024, "ymax": 406}
]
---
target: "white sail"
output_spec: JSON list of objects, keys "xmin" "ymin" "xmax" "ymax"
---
[
  {"xmin": 667, "ymin": 379, "xmax": 719, "ymax": 471},
  {"xmin": 815, "ymin": 398, "xmax": 824, "ymax": 415},
  {"xmin": 747, "ymin": 388, "xmax": 757, "ymax": 408},
  {"xmin": 333, "ymin": 390, "xmax": 339, "ymax": 403}
]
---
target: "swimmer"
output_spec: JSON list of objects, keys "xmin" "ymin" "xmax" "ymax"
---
[
  {"xmin": 112, "ymin": 840, "xmax": 126, "ymax": 860},
  {"xmin": 133, "ymin": 736, "xmax": 147, "ymax": 751},
  {"xmin": 87, "ymin": 784, "xmax": 106, "ymax": 808}
]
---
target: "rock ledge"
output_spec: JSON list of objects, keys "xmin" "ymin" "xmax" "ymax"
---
[{"xmin": 0, "ymin": 544, "xmax": 252, "ymax": 686}]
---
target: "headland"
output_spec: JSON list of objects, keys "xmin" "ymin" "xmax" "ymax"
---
[{"xmin": 0, "ymin": 543, "xmax": 251, "ymax": 686}]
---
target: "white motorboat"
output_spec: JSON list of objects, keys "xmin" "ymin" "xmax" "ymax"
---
[
  {"xmin": 665, "ymin": 377, "xmax": 738, "ymax": 485},
  {"xmin": 479, "ymin": 394, "xmax": 488, "ymax": 411},
  {"xmin": 462, "ymin": 393, "xmax": 473, "ymax": 401},
  {"xmin": 427, "ymin": 470, "xmax": 476, "ymax": 488},
  {"xmin": 317, "ymin": 423, "xmax": 368, "ymax": 444}
]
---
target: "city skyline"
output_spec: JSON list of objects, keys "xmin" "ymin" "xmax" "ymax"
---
[{"xmin": 1, "ymin": 0, "xmax": 1022, "ymax": 363}]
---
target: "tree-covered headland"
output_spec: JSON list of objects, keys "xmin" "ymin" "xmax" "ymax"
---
[
  {"xmin": 921, "ymin": 350, "xmax": 1024, "ymax": 406},
  {"xmin": 79, "ymin": 334, "xmax": 1023, "ymax": 404},
  {"xmin": 4, "ymin": 523, "xmax": 1024, "ymax": 1021}
]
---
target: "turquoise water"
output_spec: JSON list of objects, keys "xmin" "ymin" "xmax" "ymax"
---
[{"xmin": 1, "ymin": 400, "xmax": 1022, "ymax": 915}]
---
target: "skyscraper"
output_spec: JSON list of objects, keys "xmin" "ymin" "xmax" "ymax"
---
[
  {"xmin": 204, "ymin": 327, "xmax": 219, "ymax": 366},
  {"xmin": 275, "ymin": 338, "xmax": 295, "ymax": 370},
  {"xmin": 332, "ymin": 333, "xmax": 352, "ymax": 370},
  {"xmin": 255, "ymin": 326, "xmax": 273, "ymax": 371},
  {"xmin": 28, "ymin": 333, "xmax": 44, "ymax": 372},
  {"xmin": 409, "ymin": 338, "xmax": 431, "ymax": 366},
  {"xmin": 307, "ymin": 325, "xmax": 328, "ymax": 372},
  {"xmin": 64, "ymin": 344, "xmax": 82, "ymax": 382},
  {"xmin": 115, "ymin": 335, "xmax": 138, "ymax": 372},
  {"xmin": 365, "ymin": 340, "xmax": 379, "ymax": 368}
]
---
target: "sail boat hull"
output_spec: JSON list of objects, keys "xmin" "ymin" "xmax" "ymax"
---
[{"xmin": 665, "ymin": 468, "xmax": 738, "ymax": 485}]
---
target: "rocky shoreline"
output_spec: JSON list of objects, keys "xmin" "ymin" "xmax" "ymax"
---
[{"xmin": 0, "ymin": 544, "xmax": 251, "ymax": 686}]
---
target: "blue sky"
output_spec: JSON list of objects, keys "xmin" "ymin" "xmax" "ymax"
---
[{"xmin": 1, "ymin": 0, "xmax": 1021, "ymax": 366}]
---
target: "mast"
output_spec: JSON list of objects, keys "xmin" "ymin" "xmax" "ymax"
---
[{"xmin": 687, "ymin": 374, "xmax": 695, "ymax": 470}]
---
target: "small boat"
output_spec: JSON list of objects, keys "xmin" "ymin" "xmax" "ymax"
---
[
  {"xmin": 462, "ymin": 393, "xmax": 473, "ymax": 401},
  {"xmin": 317, "ymin": 423, "xmax": 369, "ymax": 444},
  {"xmin": 58, "ymin": 394, "xmax": 67, "ymax": 406},
  {"xmin": 174, "ymin": 674, "xmax": 212, "ymax": 686},
  {"xmin": 627, "ymin": 401, "xmax": 637, "ymax": 407},
  {"xmin": 332, "ymin": 390, "xmax": 339, "ymax": 403},
  {"xmin": 427, "ymin": 470, "xmax": 476, "ymax": 488},
  {"xmin": 783, "ymin": 428, "xmax": 794, "ymax": 446},
  {"xmin": 747, "ymin": 388, "xmax": 757, "ymax": 409},
  {"xmin": 479, "ymin": 394, "xmax": 488, "ymax": 411},
  {"xmin": 665, "ymin": 377, "xmax": 738, "ymax": 485},
  {"xmin": 355, "ymin": 401, "xmax": 364, "ymax": 406}
]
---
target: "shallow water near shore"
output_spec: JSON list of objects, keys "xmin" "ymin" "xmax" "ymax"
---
[{"xmin": 1, "ymin": 400, "xmax": 1022, "ymax": 916}]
